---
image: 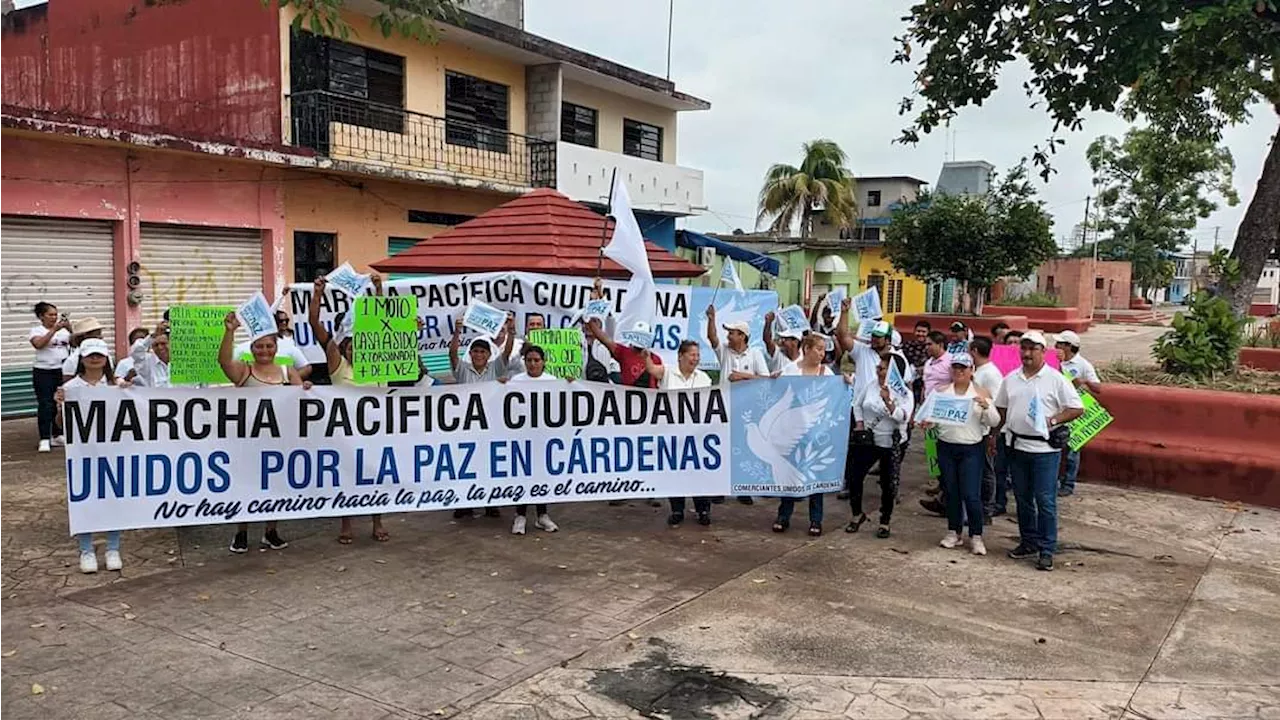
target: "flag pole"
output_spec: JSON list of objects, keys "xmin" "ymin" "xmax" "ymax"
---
[
  {"xmin": 709, "ymin": 257, "xmax": 723, "ymax": 306},
  {"xmin": 595, "ymin": 167, "xmax": 618, "ymax": 278}
]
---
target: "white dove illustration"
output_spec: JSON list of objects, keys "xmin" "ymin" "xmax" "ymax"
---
[{"xmin": 745, "ymin": 386, "xmax": 829, "ymax": 488}]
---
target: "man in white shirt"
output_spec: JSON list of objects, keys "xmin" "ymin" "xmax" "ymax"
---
[
  {"xmin": 506, "ymin": 313, "xmax": 546, "ymax": 377},
  {"xmin": 995, "ymin": 330, "xmax": 1084, "ymax": 571},
  {"xmin": 846, "ymin": 320, "xmax": 894, "ymax": 403},
  {"xmin": 644, "ymin": 340, "xmax": 715, "ymax": 525},
  {"xmin": 1054, "ymin": 330, "xmax": 1102, "ymax": 497},
  {"xmin": 129, "ymin": 322, "xmax": 171, "ymax": 388},
  {"xmin": 762, "ymin": 311, "xmax": 802, "ymax": 374},
  {"xmin": 234, "ymin": 309, "xmax": 311, "ymax": 380},
  {"xmin": 705, "ymin": 307, "xmax": 772, "ymax": 384},
  {"xmin": 969, "ymin": 336, "xmax": 1004, "ymax": 515}
]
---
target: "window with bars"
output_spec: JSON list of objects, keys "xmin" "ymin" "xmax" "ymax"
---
[
  {"xmin": 885, "ymin": 279, "xmax": 904, "ymax": 313},
  {"xmin": 294, "ymin": 231, "xmax": 336, "ymax": 282},
  {"xmin": 445, "ymin": 70, "xmax": 510, "ymax": 154},
  {"xmin": 291, "ymin": 29, "xmax": 405, "ymax": 134},
  {"xmin": 867, "ymin": 190, "xmax": 882, "ymax": 207},
  {"xmin": 623, "ymin": 119, "xmax": 662, "ymax": 161},
  {"xmin": 560, "ymin": 102, "xmax": 598, "ymax": 147}
]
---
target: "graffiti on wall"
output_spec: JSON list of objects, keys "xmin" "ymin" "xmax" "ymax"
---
[{"xmin": 140, "ymin": 254, "xmax": 262, "ymax": 325}]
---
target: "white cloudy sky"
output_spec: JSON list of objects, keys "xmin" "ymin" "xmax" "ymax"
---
[{"xmin": 525, "ymin": 0, "xmax": 1275, "ymax": 250}]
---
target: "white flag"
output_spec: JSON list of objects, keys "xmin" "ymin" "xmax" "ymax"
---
[
  {"xmin": 602, "ymin": 180, "xmax": 656, "ymax": 334},
  {"xmin": 720, "ymin": 259, "xmax": 744, "ymax": 292}
]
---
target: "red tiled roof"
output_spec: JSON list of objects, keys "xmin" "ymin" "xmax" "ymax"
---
[{"xmin": 369, "ymin": 188, "xmax": 706, "ymax": 279}]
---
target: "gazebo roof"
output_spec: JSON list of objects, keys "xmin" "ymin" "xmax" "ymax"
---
[{"xmin": 370, "ymin": 188, "xmax": 706, "ymax": 279}]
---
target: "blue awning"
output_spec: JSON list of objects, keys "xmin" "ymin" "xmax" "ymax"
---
[{"xmin": 677, "ymin": 230, "xmax": 780, "ymax": 276}]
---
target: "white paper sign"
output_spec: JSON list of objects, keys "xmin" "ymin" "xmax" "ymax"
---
[
  {"xmin": 463, "ymin": 301, "xmax": 507, "ymax": 336},
  {"xmin": 826, "ymin": 288, "xmax": 846, "ymax": 318},
  {"xmin": 617, "ymin": 329, "xmax": 655, "ymax": 349},
  {"xmin": 776, "ymin": 305, "xmax": 811, "ymax": 335},
  {"xmin": 325, "ymin": 262, "xmax": 373, "ymax": 298},
  {"xmin": 886, "ymin": 359, "xmax": 911, "ymax": 400},
  {"xmin": 582, "ymin": 299, "xmax": 612, "ymax": 322},
  {"xmin": 853, "ymin": 286, "xmax": 882, "ymax": 321},
  {"xmin": 856, "ymin": 318, "xmax": 878, "ymax": 340},
  {"xmin": 929, "ymin": 394, "xmax": 972, "ymax": 426},
  {"xmin": 236, "ymin": 291, "xmax": 277, "ymax": 342}
]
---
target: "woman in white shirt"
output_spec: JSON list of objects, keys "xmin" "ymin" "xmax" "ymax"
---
[
  {"xmin": 504, "ymin": 345, "xmax": 562, "ymax": 536},
  {"xmin": 645, "ymin": 341, "xmax": 716, "ymax": 526},
  {"xmin": 917, "ymin": 353, "xmax": 1001, "ymax": 555},
  {"xmin": 28, "ymin": 302, "xmax": 72, "ymax": 452},
  {"xmin": 774, "ymin": 334, "xmax": 837, "ymax": 536},
  {"xmin": 54, "ymin": 339, "xmax": 125, "ymax": 573},
  {"xmin": 847, "ymin": 354, "xmax": 914, "ymax": 538}
]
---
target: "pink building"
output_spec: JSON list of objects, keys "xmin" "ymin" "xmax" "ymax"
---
[{"xmin": 1036, "ymin": 258, "xmax": 1133, "ymax": 317}]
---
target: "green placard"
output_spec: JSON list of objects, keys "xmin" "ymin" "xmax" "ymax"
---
[
  {"xmin": 923, "ymin": 427, "xmax": 941, "ymax": 478},
  {"xmin": 169, "ymin": 305, "xmax": 234, "ymax": 386},
  {"xmin": 1068, "ymin": 390, "xmax": 1113, "ymax": 452},
  {"xmin": 526, "ymin": 328, "xmax": 584, "ymax": 380},
  {"xmin": 352, "ymin": 296, "xmax": 419, "ymax": 384}
]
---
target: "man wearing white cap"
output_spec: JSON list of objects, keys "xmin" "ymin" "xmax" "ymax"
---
[
  {"xmin": 1054, "ymin": 330, "xmax": 1101, "ymax": 497},
  {"xmin": 762, "ymin": 310, "xmax": 802, "ymax": 374},
  {"xmin": 995, "ymin": 330, "xmax": 1084, "ymax": 571},
  {"xmin": 705, "ymin": 305, "xmax": 772, "ymax": 385},
  {"xmin": 846, "ymin": 319, "xmax": 895, "ymax": 402}
]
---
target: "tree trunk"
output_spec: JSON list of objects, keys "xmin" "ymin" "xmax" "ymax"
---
[
  {"xmin": 800, "ymin": 205, "xmax": 812, "ymax": 239},
  {"xmin": 1221, "ymin": 128, "xmax": 1280, "ymax": 314}
]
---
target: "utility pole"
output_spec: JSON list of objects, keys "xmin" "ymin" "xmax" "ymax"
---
[{"xmin": 665, "ymin": 0, "xmax": 674, "ymax": 80}]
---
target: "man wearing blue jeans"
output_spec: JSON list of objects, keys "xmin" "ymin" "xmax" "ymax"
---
[
  {"xmin": 995, "ymin": 331, "xmax": 1084, "ymax": 571},
  {"xmin": 1054, "ymin": 331, "xmax": 1102, "ymax": 496}
]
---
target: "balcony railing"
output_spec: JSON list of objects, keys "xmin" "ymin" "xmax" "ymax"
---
[{"xmin": 289, "ymin": 90, "xmax": 556, "ymax": 188}]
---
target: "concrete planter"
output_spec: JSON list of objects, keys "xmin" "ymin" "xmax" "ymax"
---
[
  {"xmin": 1079, "ymin": 384, "xmax": 1280, "ymax": 508},
  {"xmin": 1240, "ymin": 347, "xmax": 1280, "ymax": 372}
]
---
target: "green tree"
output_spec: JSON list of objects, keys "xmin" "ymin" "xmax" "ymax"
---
[
  {"xmin": 1082, "ymin": 127, "xmax": 1239, "ymax": 296},
  {"xmin": 756, "ymin": 139, "xmax": 858, "ymax": 238},
  {"xmin": 894, "ymin": 0, "xmax": 1280, "ymax": 315},
  {"xmin": 884, "ymin": 162, "xmax": 1056, "ymax": 313},
  {"xmin": 276, "ymin": 0, "xmax": 463, "ymax": 43}
]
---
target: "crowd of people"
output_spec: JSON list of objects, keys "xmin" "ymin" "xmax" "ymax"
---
[{"xmin": 29, "ymin": 280, "xmax": 1097, "ymax": 576}]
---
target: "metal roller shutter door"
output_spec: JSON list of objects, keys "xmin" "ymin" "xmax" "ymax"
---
[
  {"xmin": 1, "ymin": 216, "xmax": 116, "ymax": 417},
  {"xmin": 137, "ymin": 224, "xmax": 265, "ymax": 328}
]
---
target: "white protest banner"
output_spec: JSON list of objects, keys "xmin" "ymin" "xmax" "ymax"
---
[
  {"xmin": 775, "ymin": 305, "xmax": 811, "ymax": 335},
  {"xmin": 462, "ymin": 301, "xmax": 507, "ymax": 337},
  {"xmin": 853, "ymin": 286, "xmax": 882, "ymax": 321},
  {"xmin": 886, "ymin": 358, "xmax": 911, "ymax": 401},
  {"xmin": 928, "ymin": 395, "xmax": 972, "ymax": 426},
  {"xmin": 236, "ymin": 292, "xmax": 277, "ymax": 342},
  {"xmin": 325, "ymin": 262, "xmax": 373, "ymax": 298},
  {"xmin": 826, "ymin": 288, "xmax": 846, "ymax": 318},
  {"xmin": 62, "ymin": 383, "xmax": 733, "ymax": 534},
  {"xmin": 284, "ymin": 272, "xmax": 767, "ymax": 368}
]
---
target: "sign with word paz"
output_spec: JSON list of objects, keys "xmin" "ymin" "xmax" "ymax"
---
[
  {"xmin": 527, "ymin": 328, "xmax": 584, "ymax": 380},
  {"xmin": 352, "ymin": 296, "xmax": 420, "ymax": 383},
  {"xmin": 169, "ymin": 305, "xmax": 234, "ymax": 386}
]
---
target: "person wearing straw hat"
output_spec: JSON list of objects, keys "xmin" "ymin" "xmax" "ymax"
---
[{"xmin": 61, "ymin": 316, "xmax": 110, "ymax": 382}]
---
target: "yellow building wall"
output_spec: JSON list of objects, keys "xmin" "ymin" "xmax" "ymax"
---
[
  {"xmin": 858, "ymin": 247, "xmax": 926, "ymax": 321},
  {"xmin": 280, "ymin": 8, "xmax": 529, "ymax": 135},
  {"xmin": 283, "ymin": 172, "xmax": 510, "ymax": 279},
  {"xmin": 561, "ymin": 79, "xmax": 678, "ymax": 163}
]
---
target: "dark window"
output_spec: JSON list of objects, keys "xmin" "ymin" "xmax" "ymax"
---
[
  {"xmin": 867, "ymin": 190, "xmax": 882, "ymax": 207},
  {"xmin": 866, "ymin": 274, "xmax": 885, "ymax": 302},
  {"xmin": 445, "ymin": 71, "xmax": 510, "ymax": 153},
  {"xmin": 407, "ymin": 210, "xmax": 473, "ymax": 226},
  {"xmin": 294, "ymin": 231, "xmax": 336, "ymax": 282},
  {"xmin": 1045, "ymin": 275, "xmax": 1056, "ymax": 292},
  {"xmin": 1095, "ymin": 277, "xmax": 1105, "ymax": 289},
  {"xmin": 560, "ymin": 102, "xmax": 598, "ymax": 147},
  {"xmin": 291, "ymin": 29, "xmax": 405, "ymax": 135},
  {"xmin": 861, "ymin": 227, "xmax": 881, "ymax": 242},
  {"xmin": 623, "ymin": 119, "xmax": 662, "ymax": 161}
]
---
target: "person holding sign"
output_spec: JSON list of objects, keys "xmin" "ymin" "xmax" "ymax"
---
[
  {"xmin": 128, "ymin": 321, "xmax": 171, "ymax": 388},
  {"xmin": 234, "ymin": 308, "xmax": 312, "ymax": 380},
  {"xmin": 219, "ymin": 312, "xmax": 309, "ymax": 554},
  {"xmin": 1053, "ymin": 331, "xmax": 1102, "ymax": 497},
  {"xmin": 996, "ymin": 331, "xmax": 1084, "ymax": 572},
  {"xmin": 641, "ymin": 340, "xmax": 715, "ymax": 526},
  {"xmin": 762, "ymin": 311, "xmax": 803, "ymax": 374},
  {"xmin": 846, "ymin": 354, "xmax": 913, "ymax": 538},
  {"xmin": 917, "ymin": 353, "xmax": 1001, "ymax": 556},
  {"xmin": 28, "ymin": 302, "xmax": 72, "ymax": 452},
  {"xmin": 503, "ymin": 345, "xmax": 563, "ymax": 535},
  {"xmin": 449, "ymin": 314, "xmax": 508, "ymax": 519},
  {"xmin": 773, "ymin": 334, "xmax": 848, "ymax": 536}
]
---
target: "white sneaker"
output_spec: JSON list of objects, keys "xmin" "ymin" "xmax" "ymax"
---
[
  {"xmin": 940, "ymin": 531, "xmax": 962, "ymax": 549},
  {"xmin": 536, "ymin": 514, "xmax": 559, "ymax": 533},
  {"xmin": 50, "ymin": 435, "xmax": 66, "ymax": 447},
  {"xmin": 511, "ymin": 515, "xmax": 527, "ymax": 535},
  {"xmin": 105, "ymin": 550, "xmax": 123, "ymax": 571},
  {"xmin": 970, "ymin": 536, "xmax": 987, "ymax": 556},
  {"xmin": 37, "ymin": 439, "xmax": 51, "ymax": 453},
  {"xmin": 79, "ymin": 551, "xmax": 98, "ymax": 574}
]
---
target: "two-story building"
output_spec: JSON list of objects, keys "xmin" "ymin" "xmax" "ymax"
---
[{"xmin": 0, "ymin": 0, "xmax": 707, "ymax": 415}]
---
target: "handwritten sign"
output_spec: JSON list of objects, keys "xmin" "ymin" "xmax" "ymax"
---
[
  {"xmin": 463, "ymin": 301, "xmax": 507, "ymax": 336},
  {"xmin": 853, "ymin": 286, "xmax": 882, "ymax": 321},
  {"xmin": 776, "ymin": 305, "xmax": 810, "ymax": 335},
  {"xmin": 236, "ymin": 292, "xmax": 277, "ymax": 342},
  {"xmin": 826, "ymin": 288, "xmax": 846, "ymax": 318},
  {"xmin": 618, "ymin": 329, "xmax": 654, "ymax": 349},
  {"xmin": 169, "ymin": 305, "xmax": 234, "ymax": 386},
  {"xmin": 325, "ymin": 262, "xmax": 372, "ymax": 298},
  {"xmin": 929, "ymin": 394, "xmax": 972, "ymax": 426},
  {"xmin": 527, "ymin": 328, "xmax": 584, "ymax": 380},
  {"xmin": 886, "ymin": 358, "xmax": 911, "ymax": 400},
  {"xmin": 352, "ymin": 296, "xmax": 419, "ymax": 384},
  {"xmin": 1068, "ymin": 390, "xmax": 1112, "ymax": 452}
]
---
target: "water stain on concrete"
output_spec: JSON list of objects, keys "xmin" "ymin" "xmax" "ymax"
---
[{"xmin": 589, "ymin": 639, "xmax": 788, "ymax": 719}]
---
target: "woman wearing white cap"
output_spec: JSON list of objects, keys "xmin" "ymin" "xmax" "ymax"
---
[
  {"xmin": 219, "ymin": 312, "xmax": 308, "ymax": 554},
  {"xmin": 917, "ymin": 353, "xmax": 1001, "ymax": 555},
  {"xmin": 28, "ymin": 302, "xmax": 72, "ymax": 452},
  {"xmin": 55, "ymin": 338, "xmax": 126, "ymax": 573}
]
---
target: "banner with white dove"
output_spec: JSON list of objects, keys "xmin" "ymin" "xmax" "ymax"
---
[
  {"xmin": 689, "ymin": 287, "xmax": 780, "ymax": 372},
  {"xmin": 729, "ymin": 376, "xmax": 853, "ymax": 497}
]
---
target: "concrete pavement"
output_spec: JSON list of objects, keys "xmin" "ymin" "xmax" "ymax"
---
[{"xmin": 2, "ymin": 416, "xmax": 1278, "ymax": 719}]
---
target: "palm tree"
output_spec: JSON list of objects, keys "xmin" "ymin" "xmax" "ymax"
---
[{"xmin": 756, "ymin": 139, "xmax": 858, "ymax": 238}]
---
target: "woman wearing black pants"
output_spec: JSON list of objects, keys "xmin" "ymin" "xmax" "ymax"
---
[
  {"xmin": 27, "ymin": 302, "xmax": 71, "ymax": 452},
  {"xmin": 845, "ymin": 355, "xmax": 913, "ymax": 538}
]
